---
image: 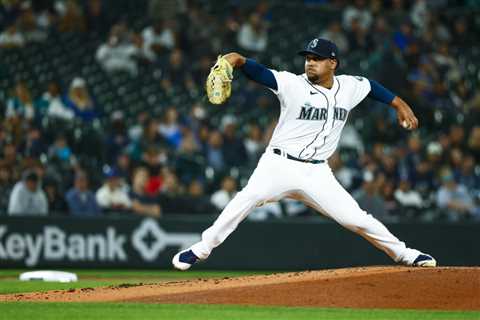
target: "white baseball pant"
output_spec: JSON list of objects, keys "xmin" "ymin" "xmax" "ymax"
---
[{"xmin": 191, "ymin": 150, "xmax": 421, "ymax": 265}]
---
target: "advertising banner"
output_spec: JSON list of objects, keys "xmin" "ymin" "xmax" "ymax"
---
[{"xmin": 0, "ymin": 216, "xmax": 478, "ymax": 269}]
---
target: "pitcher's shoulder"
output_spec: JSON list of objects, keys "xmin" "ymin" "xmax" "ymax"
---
[{"xmin": 335, "ymin": 74, "xmax": 368, "ymax": 83}]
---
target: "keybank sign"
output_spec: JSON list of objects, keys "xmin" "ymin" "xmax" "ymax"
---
[{"xmin": 0, "ymin": 219, "xmax": 200, "ymax": 267}]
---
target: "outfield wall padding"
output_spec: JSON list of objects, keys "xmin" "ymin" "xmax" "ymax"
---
[{"xmin": 0, "ymin": 216, "xmax": 478, "ymax": 269}]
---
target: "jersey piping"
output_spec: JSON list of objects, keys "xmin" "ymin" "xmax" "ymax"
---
[{"xmin": 298, "ymin": 76, "xmax": 331, "ymax": 160}]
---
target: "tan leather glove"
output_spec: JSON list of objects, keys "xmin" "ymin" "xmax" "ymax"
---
[{"xmin": 206, "ymin": 55, "xmax": 233, "ymax": 105}]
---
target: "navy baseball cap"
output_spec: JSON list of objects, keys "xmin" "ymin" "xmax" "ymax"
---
[{"xmin": 298, "ymin": 38, "xmax": 339, "ymax": 67}]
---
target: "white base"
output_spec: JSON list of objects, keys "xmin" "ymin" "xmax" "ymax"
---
[{"xmin": 19, "ymin": 270, "xmax": 78, "ymax": 283}]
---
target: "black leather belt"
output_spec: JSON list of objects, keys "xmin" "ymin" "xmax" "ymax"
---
[{"xmin": 273, "ymin": 148, "xmax": 325, "ymax": 164}]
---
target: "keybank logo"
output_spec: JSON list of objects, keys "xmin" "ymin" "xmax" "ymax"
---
[
  {"xmin": 132, "ymin": 219, "xmax": 200, "ymax": 261},
  {"xmin": 0, "ymin": 220, "xmax": 200, "ymax": 266}
]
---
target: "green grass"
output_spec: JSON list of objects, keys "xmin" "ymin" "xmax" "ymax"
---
[
  {"xmin": 0, "ymin": 269, "xmax": 267, "ymax": 294},
  {"xmin": 0, "ymin": 303, "xmax": 477, "ymax": 320}
]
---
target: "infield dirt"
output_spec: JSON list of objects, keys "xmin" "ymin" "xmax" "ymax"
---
[{"xmin": 1, "ymin": 266, "xmax": 478, "ymax": 310}]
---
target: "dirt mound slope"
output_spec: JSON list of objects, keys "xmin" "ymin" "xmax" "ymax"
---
[{"xmin": 2, "ymin": 266, "xmax": 479, "ymax": 310}]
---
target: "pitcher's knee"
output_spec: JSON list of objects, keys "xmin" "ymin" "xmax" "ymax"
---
[{"xmin": 336, "ymin": 210, "xmax": 375, "ymax": 232}]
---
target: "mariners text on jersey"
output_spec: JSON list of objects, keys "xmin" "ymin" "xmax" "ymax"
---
[{"xmin": 296, "ymin": 104, "xmax": 348, "ymax": 121}]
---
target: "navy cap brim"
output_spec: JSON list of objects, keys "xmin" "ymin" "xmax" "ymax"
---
[
  {"xmin": 298, "ymin": 50, "xmax": 340, "ymax": 69},
  {"xmin": 298, "ymin": 49, "xmax": 331, "ymax": 58}
]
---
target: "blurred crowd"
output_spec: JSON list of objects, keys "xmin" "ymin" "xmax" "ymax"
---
[{"xmin": 0, "ymin": 0, "xmax": 479, "ymax": 222}]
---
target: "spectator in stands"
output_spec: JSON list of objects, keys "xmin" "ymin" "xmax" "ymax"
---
[
  {"xmin": 66, "ymin": 170, "xmax": 101, "ymax": 216},
  {"xmin": 382, "ymin": 180, "xmax": 400, "ymax": 217},
  {"xmin": 84, "ymin": 0, "xmax": 111, "ymax": 35},
  {"xmin": 0, "ymin": 23, "xmax": 25, "ymax": 48},
  {"xmin": 157, "ymin": 169, "xmax": 189, "ymax": 213},
  {"xmin": 20, "ymin": 126, "xmax": 47, "ymax": 158},
  {"xmin": 320, "ymin": 21, "xmax": 349, "ymax": 54},
  {"xmin": 380, "ymin": 153, "xmax": 400, "ymax": 185},
  {"xmin": 141, "ymin": 146, "xmax": 167, "ymax": 188},
  {"xmin": 353, "ymin": 171, "xmax": 389, "ymax": 221},
  {"xmin": 427, "ymin": 13, "xmax": 451, "ymax": 43},
  {"xmin": 454, "ymin": 155, "xmax": 480, "ymax": 197},
  {"xmin": 161, "ymin": 169, "xmax": 184, "ymax": 195},
  {"xmin": 394, "ymin": 20, "xmax": 418, "ymax": 53},
  {"xmin": 148, "ymin": 0, "xmax": 179, "ymax": 21},
  {"xmin": 105, "ymin": 111, "xmax": 130, "ymax": 164},
  {"xmin": 184, "ymin": 180, "xmax": 217, "ymax": 214},
  {"xmin": 48, "ymin": 135, "xmax": 75, "ymax": 166},
  {"xmin": 175, "ymin": 129, "xmax": 204, "ymax": 183},
  {"xmin": 403, "ymin": 134, "xmax": 423, "ymax": 179},
  {"xmin": 342, "ymin": 0, "xmax": 372, "ymax": 31},
  {"xmin": 411, "ymin": 159, "xmax": 436, "ymax": 203},
  {"xmin": 17, "ymin": 3, "xmax": 47, "ymax": 43},
  {"xmin": 0, "ymin": 1, "xmax": 22, "ymax": 28},
  {"xmin": 205, "ymin": 130, "xmax": 225, "ymax": 171},
  {"xmin": 96, "ymin": 23, "xmax": 140, "ymax": 76},
  {"xmin": 244, "ymin": 123, "xmax": 265, "ymax": 168},
  {"xmin": 191, "ymin": 55, "xmax": 214, "ymax": 87},
  {"xmin": 142, "ymin": 19, "xmax": 175, "ymax": 62},
  {"xmin": 130, "ymin": 167, "xmax": 161, "ymax": 218},
  {"xmin": 96, "ymin": 166, "xmax": 132, "ymax": 213},
  {"xmin": 1, "ymin": 143, "xmax": 20, "ymax": 173},
  {"xmin": 346, "ymin": 16, "xmax": 372, "ymax": 53},
  {"xmin": 449, "ymin": 125, "xmax": 466, "ymax": 150},
  {"xmin": 7, "ymin": 170, "xmax": 48, "ymax": 216},
  {"xmin": 410, "ymin": 0, "xmax": 429, "ymax": 32},
  {"xmin": 237, "ymin": 13, "xmax": 268, "ymax": 53},
  {"xmin": 128, "ymin": 111, "xmax": 149, "ymax": 141},
  {"xmin": 0, "ymin": 128, "xmax": 6, "ymax": 157},
  {"xmin": 131, "ymin": 118, "xmax": 169, "ymax": 162},
  {"xmin": 431, "ymin": 42, "xmax": 460, "ymax": 84},
  {"xmin": 407, "ymin": 57, "xmax": 437, "ymax": 101},
  {"xmin": 370, "ymin": 16, "xmax": 392, "ymax": 50},
  {"xmin": 5, "ymin": 81, "xmax": 35, "ymax": 121},
  {"xmin": 56, "ymin": 0, "xmax": 86, "ymax": 33},
  {"xmin": 338, "ymin": 124, "xmax": 364, "ymax": 154},
  {"xmin": 468, "ymin": 126, "xmax": 480, "ymax": 162},
  {"xmin": 43, "ymin": 178, "xmax": 68, "ymax": 215},
  {"xmin": 211, "ymin": 176, "xmax": 237, "ymax": 211},
  {"xmin": 114, "ymin": 151, "xmax": 132, "ymax": 182},
  {"xmin": 197, "ymin": 123, "xmax": 212, "ymax": 155},
  {"xmin": 450, "ymin": 18, "xmax": 471, "ymax": 47},
  {"xmin": 425, "ymin": 141, "xmax": 444, "ymax": 174},
  {"xmin": 394, "ymin": 179, "xmax": 424, "ymax": 217},
  {"xmin": 37, "ymin": 81, "xmax": 74, "ymax": 121},
  {"xmin": 221, "ymin": 115, "xmax": 247, "ymax": 168},
  {"xmin": 62, "ymin": 77, "xmax": 98, "ymax": 122},
  {"xmin": 436, "ymin": 171, "xmax": 477, "ymax": 221},
  {"xmin": 0, "ymin": 161, "xmax": 13, "ymax": 213},
  {"xmin": 448, "ymin": 148, "xmax": 464, "ymax": 175},
  {"xmin": 160, "ymin": 48, "xmax": 194, "ymax": 91},
  {"xmin": 158, "ymin": 107, "xmax": 183, "ymax": 150}
]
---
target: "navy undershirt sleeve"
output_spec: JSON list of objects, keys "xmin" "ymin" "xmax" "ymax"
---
[
  {"xmin": 240, "ymin": 58, "xmax": 278, "ymax": 91},
  {"xmin": 367, "ymin": 79, "xmax": 396, "ymax": 104}
]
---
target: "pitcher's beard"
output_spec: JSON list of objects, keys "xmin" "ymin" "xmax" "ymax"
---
[{"xmin": 307, "ymin": 73, "xmax": 319, "ymax": 83}]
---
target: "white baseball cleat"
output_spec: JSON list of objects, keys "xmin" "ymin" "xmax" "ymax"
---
[
  {"xmin": 412, "ymin": 254, "xmax": 437, "ymax": 267},
  {"xmin": 172, "ymin": 249, "xmax": 200, "ymax": 271}
]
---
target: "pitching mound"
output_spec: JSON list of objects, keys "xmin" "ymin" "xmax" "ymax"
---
[{"xmin": 2, "ymin": 266, "xmax": 479, "ymax": 310}]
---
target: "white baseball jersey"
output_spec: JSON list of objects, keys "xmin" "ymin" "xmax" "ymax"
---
[{"xmin": 268, "ymin": 71, "xmax": 371, "ymax": 160}]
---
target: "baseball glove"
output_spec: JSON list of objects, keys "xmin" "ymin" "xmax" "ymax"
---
[{"xmin": 206, "ymin": 55, "xmax": 233, "ymax": 105}]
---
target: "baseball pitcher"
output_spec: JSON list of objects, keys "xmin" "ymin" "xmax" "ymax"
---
[{"xmin": 173, "ymin": 38, "xmax": 436, "ymax": 270}]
